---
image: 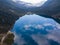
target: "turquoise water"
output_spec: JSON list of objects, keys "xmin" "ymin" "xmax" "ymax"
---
[{"xmin": 11, "ymin": 14, "xmax": 60, "ymax": 45}]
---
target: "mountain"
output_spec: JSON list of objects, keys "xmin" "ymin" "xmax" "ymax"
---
[{"xmin": 0, "ymin": 0, "xmax": 60, "ymax": 33}]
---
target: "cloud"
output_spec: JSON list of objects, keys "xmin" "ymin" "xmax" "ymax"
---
[
  {"xmin": 14, "ymin": 33, "xmax": 26, "ymax": 45},
  {"xmin": 46, "ymin": 27, "xmax": 60, "ymax": 43},
  {"xmin": 13, "ymin": 23, "xmax": 60, "ymax": 45},
  {"xmin": 24, "ymin": 24, "xmax": 44, "ymax": 31},
  {"xmin": 29, "ymin": 24, "xmax": 60, "ymax": 45},
  {"xmin": 31, "ymin": 34, "xmax": 49, "ymax": 45},
  {"xmin": 43, "ymin": 23, "xmax": 53, "ymax": 26},
  {"xmin": 24, "ymin": 24, "xmax": 32, "ymax": 30},
  {"xmin": 35, "ymin": 24, "xmax": 44, "ymax": 29},
  {"xmin": 56, "ymin": 24, "xmax": 60, "ymax": 29}
]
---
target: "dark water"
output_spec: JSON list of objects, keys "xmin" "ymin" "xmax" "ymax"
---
[{"xmin": 11, "ymin": 14, "xmax": 60, "ymax": 45}]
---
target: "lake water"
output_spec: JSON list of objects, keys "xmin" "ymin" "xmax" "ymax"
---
[{"xmin": 11, "ymin": 14, "xmax": 60, "ymax": 45}]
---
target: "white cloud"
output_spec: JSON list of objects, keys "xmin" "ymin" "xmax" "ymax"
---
[
  {"xmin": 43, "ymin": 23, "xmax": 53, "ymax": 26},
  {"xmin": 24, "ymin": 25, "xmax": 31, "ymax": 30},
  {"xmin": 31, "ymin": 34, "xmax": 49, "ymax": 45},
  {"xmin": 14, "ymin": 34, "xmax": 26, "ymax": 45},
  {"xmin": 46, "ymin": 29, "xmax": 60, "ymax": 43},
  {"xmin": 56, "ymin": 24, "xmax": 60, "ymax": 29},
  {"xmin": 35, "ymin": 24, "xmax": 44, "ymax": 29}
]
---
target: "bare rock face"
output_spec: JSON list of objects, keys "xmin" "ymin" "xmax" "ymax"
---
[{"xmin": 1, "ymin": 31, "xmax": 14, "ymax": 45}]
